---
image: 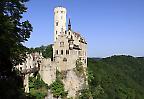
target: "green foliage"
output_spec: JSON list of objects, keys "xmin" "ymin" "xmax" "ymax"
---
[
  {"xmin": 49, "ymin": 70, "xmax": 68, "ymax": 98},
  {"xmin": 0, "ymin": 0, "xmax": 32, "ymax": 67},
  {"xmin": 0, "ymin": 0, "xmax": 32, "ymax": 98},
  {"xmin": 87, "ymin": 69, "xmax": 94, "ymax": 84},
  {"xmin": 79, "ymin": 88, "xmax": 92, "ymax": 99},
  {"xmin": 29, "ymin": 44, "xmax": 53, "ymax": 59},
  {"xmin": 29, "ymin": 74, "xmax": 48, "ymax": 99},
  {"xmin": 74, "ymin": 59, "xmax": 85, "ymax": 77},
  {"xmin": 50, "ymin": 79, "xmax": 68, "ymax": 98},
  {"xmin": 88, "ymin": 55, "xmax": 144, "ymax": 99}
]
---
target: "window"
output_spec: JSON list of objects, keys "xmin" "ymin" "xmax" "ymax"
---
[
  {"xmin": 56, "ymin": 31, "xmax": 57, "ymax": 34},
  {"xmin": 61, "ymin": 50, "xmax": 63, "ymax": 55},
  {"xmin": 66, "ymin": 50, "xmax": 69, "ymax": 55},
  {"xmin": 56, "ymin": 50, "xmax": 58, "ymax": 54},
  {"xmin": 60, "ymin": 42, "xmax": 64, "ymax": 47},
  {"xmin": 78, "ymin": 51, "xmax": 81, "ymax": 55},
  {"xmin": 85, "ymin": 59, "xmax": 87, "ymax": 64},
  {"xmin": 61, "ymin": 11, "xmax": 63, "ymax": 13},
  {"xmin": 63, "ymin": 58, "xmax": 67, "ymax": 62},
  {"xmin": 56, "ymin": 22, "xmax": 58, "ymax": 26},
  {"xmin": 69, "ymin": 32, "xmax": 70, "ymax": 35},
  {"xmin": 20, "ymin": 67, "xmax": 22, "ymax": 71}
]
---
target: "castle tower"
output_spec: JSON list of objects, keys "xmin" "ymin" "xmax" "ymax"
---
[{"xmin": 54, "ymin": 7, "xmax": 67, "ymax": 41}]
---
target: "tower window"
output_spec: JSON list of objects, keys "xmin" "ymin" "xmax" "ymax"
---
[
  {"xmin": 60, "ymin": 42, "xmax": 64, "ymax": 47},
  {"xmin": 66, "ymin": 50, "xmax": 69, "ymax": 55},
  {"xmin": 61, "ymin": 11, "xmax": 63, "ymax": 13},
  {"xmin": 61, "ymin": 50, "xmax": 63, "ymax": 55},
  {"xmin": 56, "ymin": 50, "xmax": 58, "ymax": 54},
  {"xmin": 69, "ymin": 32, "xmax": 70, "ymax": 35},
  {"xmin": 56, "ymin": 22, "xmax": 58, "ymax": 26},
  {"xmin": 56, "ymin": 31, "xmax": 57, "ymax": 34}
]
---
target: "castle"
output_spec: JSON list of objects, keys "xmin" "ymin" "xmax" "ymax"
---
[{"xmin": 16, "ymin": 6, "xmax": 87, "ymax": 98}]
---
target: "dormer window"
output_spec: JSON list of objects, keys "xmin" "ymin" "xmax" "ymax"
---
[
  {"xmin": 63, "ymin": 58, "xmax": 67, "ymax": 62},
  {"xmin": 60, "ymin": 42, "xmax": 64, "ymax": 47}
]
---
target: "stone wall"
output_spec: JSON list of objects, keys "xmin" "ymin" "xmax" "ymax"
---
[{"xmin": 39, "ymin": 58, "xmax": 56, "ymax": 85}]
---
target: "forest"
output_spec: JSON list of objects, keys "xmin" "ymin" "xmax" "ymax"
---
[
  {"xmin": 88, "ymin": 55, "xmax": 144, "ymax": 99},
  {"xmin": 30, "ymin": 45, "xmax": 144, "ymax": 99}
]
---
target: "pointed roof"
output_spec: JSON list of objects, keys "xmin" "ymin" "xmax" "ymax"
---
[
  {"xmin": 68, "ymin": 18, "xmax": 71, "ymax": 30},
  {"xmin": 68, "ymin": 18, "xmax": 71, "ymax": 26}
]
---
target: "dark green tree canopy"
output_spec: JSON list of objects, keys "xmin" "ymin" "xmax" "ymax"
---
[
  {"xmin": 0, "ymin": 0, "xmax": 32, "ymax": 98},
  {"xmin": 88, "ymin": 55, "xmax": 144, "ymax": 99},
  {"xmin": 0, "ymin": 0, "xmax": 32, "ymax": 74}
]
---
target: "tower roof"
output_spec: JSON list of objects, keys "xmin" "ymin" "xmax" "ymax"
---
[
  {"xmin": 68, "ymin": 18, "xmax": 71, "ymax": 30},
  {"xmin": 68, "ymin": 18, "xmax": 71, "ymax": 26}
]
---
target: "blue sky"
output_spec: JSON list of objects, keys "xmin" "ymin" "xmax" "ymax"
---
[{"xmin": 23, "ymin": 0, "xmax": 144, "ymax": 57}]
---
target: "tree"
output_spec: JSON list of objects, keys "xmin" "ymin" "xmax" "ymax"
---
[
  {"xmin": 0, "ymin": 0, "xmax": 32, "ymax": 98},
  {"xmin": 50, "ymin": 79, "xmax": 67, "ymax": 98}
]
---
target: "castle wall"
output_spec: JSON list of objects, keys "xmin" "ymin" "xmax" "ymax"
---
[{"xmin": 39, "ymin": 58, "xmax": 56, "ymax": 85}]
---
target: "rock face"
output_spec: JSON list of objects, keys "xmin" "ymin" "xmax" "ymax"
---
[{"xmin": 62, "ymin": 70, "xmax": 85, "ymax": 98}]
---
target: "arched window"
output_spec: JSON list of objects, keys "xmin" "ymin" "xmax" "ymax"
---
[{"xmin": 63, "ymin": 58, "xmax": 67, "ymax": 62}]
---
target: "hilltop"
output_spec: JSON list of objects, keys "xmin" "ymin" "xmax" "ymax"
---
[{"xmin": 88, "ymin": 55, "xmax": 144, "ymax": 99}]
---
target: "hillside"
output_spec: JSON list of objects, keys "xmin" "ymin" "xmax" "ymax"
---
[{"xmin": 88, "ymin": 55, "xmax": 144, "ymax": 99}]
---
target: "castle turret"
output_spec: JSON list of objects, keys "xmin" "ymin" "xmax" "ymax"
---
[{"xmin": 54, "ymin": 7, "xmax": 67, "ymax": 41}]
